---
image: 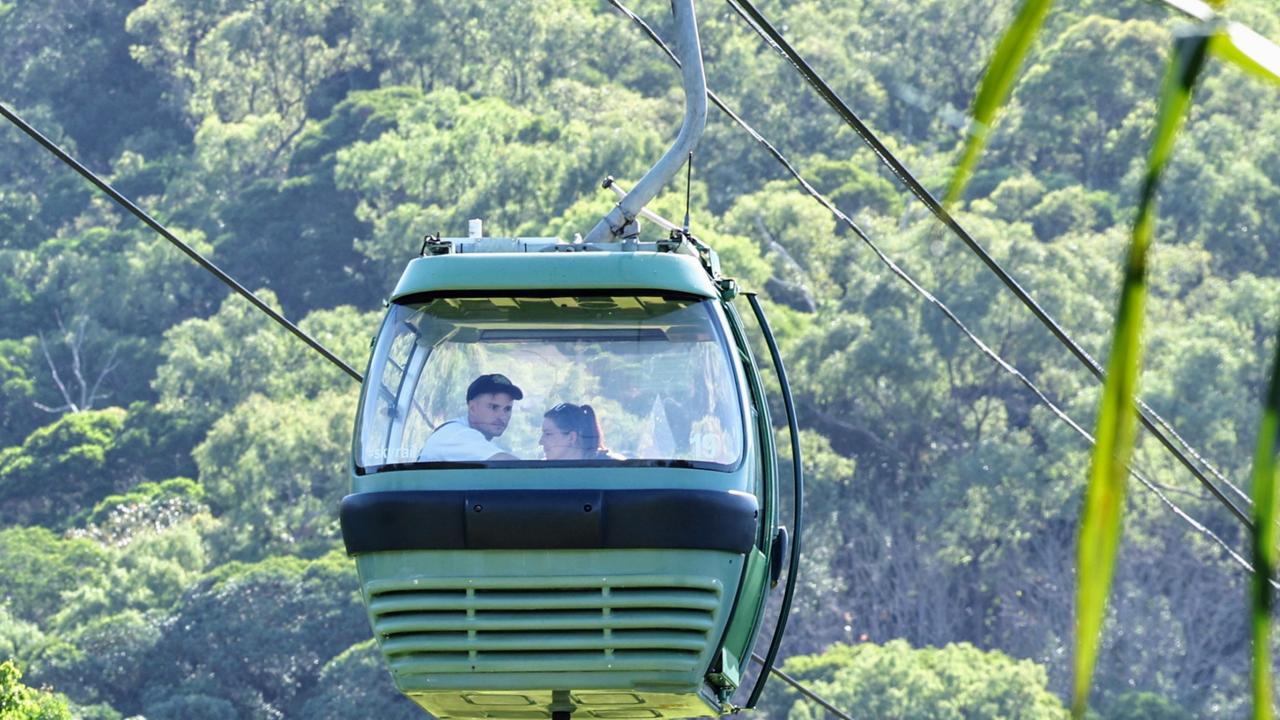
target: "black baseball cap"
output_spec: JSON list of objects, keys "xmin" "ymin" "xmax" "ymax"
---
[{"xmin": 467, "ymin": 373, "xmax": 524, "ymax": 401}]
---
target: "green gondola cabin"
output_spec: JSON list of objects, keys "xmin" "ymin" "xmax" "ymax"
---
[
  {"xmin": 340, "ymin": 233, "xmax": 794, "ymax": 719},
  {"xmin": 340, "ymin": 3, "xmax": 801, "ymax": 716}
]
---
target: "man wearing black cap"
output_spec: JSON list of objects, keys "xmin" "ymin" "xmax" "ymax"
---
[{"xmin": 420, "ymin": 373, "xmax": 524, "ymax": 462}]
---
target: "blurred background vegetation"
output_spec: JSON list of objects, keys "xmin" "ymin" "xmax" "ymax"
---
[{"xmin": 2, "ymin": 0, "xmax": 1279, "ymax": 717}]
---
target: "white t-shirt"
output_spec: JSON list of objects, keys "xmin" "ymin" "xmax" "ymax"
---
[{"xmin": 420, "ymin": 416, "xmax": 509, "ymax": 462}]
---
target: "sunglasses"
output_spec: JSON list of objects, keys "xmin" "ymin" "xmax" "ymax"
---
[{"xmin": 550, "ymin": 402, "xmax": 588, "ymax": 414}]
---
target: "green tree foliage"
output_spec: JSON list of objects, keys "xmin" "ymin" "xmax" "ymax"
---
[
  {"xmin": 127, "ymin": 0, "xmax": 367, "ymax": 185},
  {"xmin": 0, "ymin": 408, "xmax": 128, "ymax": 528},
  {"xmin": 767, "ymin": 640, "xmax": 1067, "ymax": 720},
  {"xmin": 207, "ymin": 92, "xmax": 399, "ymax": 313},
  {"xmin": 48, "ymin": 520, "xmax": 210, "ymax": 630},
  {"xmin": 78, "ymin": 477, "xmax": 207, "ymax": 543},
  {"xmin": 1159, "ymin": 75, "xmax": 1280, "ymax": 277},
  {"xmin": 349, "ymin": 0, "xmax": 611, "ymax": 104},
  {"xmin": 0, "ymin": 0, "xmax": 183, "ymax": 166},
  {"xmin": 33, "ymin": 610, "xmax": 163, "ymax": 714},
  {"xmin": 723, "ymin": 184, "xmax": 850, "ymax": 301},
  {"xmin": 0, "ymin": 528, "xmax": 110, "ymax": 627},
  {"xmin": 296, "ymin": 640, "xmax": 422, "ymax": 720},
  {"xmin": 0, "ymin": 513, "xmax": 210, "ymax": 690},
  {"xmin": 0, "ymin": 341, "xmax": 39, "ymax": 448},
  {"xmin": 26, "ymin": 225, "xmax": 216, "ymax": 339},
  {"xmin": 0, "ymin": 660, "xmax": 71, "ymax": 720},
  {"xmin": 0, "ymin": 106, "xmax": 88, "ymax": 257},
  {"xmin": 141, "ymin": 693, "xmax": 237, "ymax": 720},
  {"xmin": 333, "ymin": 85, "xmax": 669, "ymax": 283},
  {"xmin": 6, "ymin": 226, "xmax": 220, "ymax": 411},
  {"xmin": 151, "ymin": 292, "xmax": 370, "ymax": 426},
  {"xmin": 0, "ymin": 608, "xmax": 44, "ymax": 667},
  {"xmin": 193, "ymin": 392, "xmax": 351, "ymax": 559},
  {"xmin": 1103, "ymin": 691, "xmax": 1192, "ymax": 720},
  {"xmin": 2, "ymin": 0, "xmax": 1279, "ymax": 717},
  {"xmin": 134, "ymin": 553, "xmax": 366, "ymax": 719},
  {"xmin": 109, "ymin": 402, "xmax": 211, "ymax": 487},
  {"xmin": 992, "ymin": 17, "xmax": 1169, "ymax": 192},
  {"xmin": 771, "ymin": 430, "xmax": 857, "ymax": 650}
]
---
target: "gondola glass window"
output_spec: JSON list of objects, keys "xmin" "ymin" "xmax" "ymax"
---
[{"xmin": 356, "ymin": 295, "xmax": 746, "ymax": 471}]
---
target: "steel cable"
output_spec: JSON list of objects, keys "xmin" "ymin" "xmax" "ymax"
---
[
  {"xmin": 721, "ymin": 0, "xmax": 1254, "ymax": 530},
  {"xmin": 604, "ymin": 5, "xmax": 1265, "ymax": 719},
  {"xmin": 2, "ymin": 6, "xmax": 1258, "ymax": 718},
  {"xmin": 603, "ymin": 0, "xmax": 1253, "ymax": 574},
  {"xmin": 749, "ymin": 652, "xmax": 856, "ymax": 720},
  {"xmin": 0, "ymin": 102, "xmax": 364, "ymax": 384}
]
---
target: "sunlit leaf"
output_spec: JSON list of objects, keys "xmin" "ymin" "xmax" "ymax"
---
[
  {"xmin": 1250, "ymin": 333, "xmax": 1280, "ymax": 720},
  {"xmin": 943, "ymin": 0, "xmax": 1053, "ymax": 208},
  {"xmin": 1178, "ymin": 21, "xmax": 1280, "ymax": 720},
  {"xmin": 1072, "ymin": 31, "xmax": 1210, "ymax": 720},
  {"xmin": 1213, "ymin": 22, "xmax": 1280, "ymax": 86}
]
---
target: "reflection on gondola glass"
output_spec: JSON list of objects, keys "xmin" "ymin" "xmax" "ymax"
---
[{"xmin": 356, "ymin": 295, "xmax": 745, "ymax": 470}]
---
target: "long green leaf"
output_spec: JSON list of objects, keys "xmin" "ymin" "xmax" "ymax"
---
[
  {"xmin": 1250, "ymin": 328, "xmax": 1280, "ymax": 720},
  {"xmin": 1213, "ymin": 22, "xmax": 1280, "ymax": 86},
  {"xmin": 1072, "ymin": 31, "xmax": 1210, "ymax": 720},
  {"xmin": 1206, "ymin": 22, "xmax": 1280, "ymax": 720},
  {"xmin": 943, "ymin": 0, "xmax": 1054, "ymax": 208}
]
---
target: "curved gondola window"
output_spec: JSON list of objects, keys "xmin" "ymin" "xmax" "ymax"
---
[{"xmin": 356, "ymin": 295, "xmax": 746, "ymax": 471}]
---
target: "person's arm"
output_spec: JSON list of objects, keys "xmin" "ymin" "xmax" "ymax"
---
[{"xmin": 487, "ymin": 451, "xmax": 518, "ymax": 461}]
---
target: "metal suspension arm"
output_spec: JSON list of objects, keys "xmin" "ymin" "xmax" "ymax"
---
[{"xmin": 583, "ymin": 0, "xmax": 707, "ymax": 242}]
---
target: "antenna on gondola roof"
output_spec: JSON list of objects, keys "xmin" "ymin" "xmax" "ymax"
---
[{"xmin": 683, "ymin": 151, "xmax": 693, "ymax": 235}]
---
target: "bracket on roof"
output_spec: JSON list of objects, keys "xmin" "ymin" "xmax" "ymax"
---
[{"xmin": 583, "ymin": 0, "xmax": 707, "ymax": 244}]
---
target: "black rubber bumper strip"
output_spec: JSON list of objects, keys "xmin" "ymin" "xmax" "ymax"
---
[{"xmin": 340, "ymin": 488, "xmax": 759, "ymax": 555}]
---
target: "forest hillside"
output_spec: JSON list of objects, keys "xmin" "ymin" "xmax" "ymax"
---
[{"xmin": 3, "ymin": 0, "xmax": 1280, "ymax": 718}]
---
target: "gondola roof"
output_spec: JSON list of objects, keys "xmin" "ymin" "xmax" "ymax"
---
[{"xmin": 391, "ymin": 248, "xmax": 720, "ymax": 301}]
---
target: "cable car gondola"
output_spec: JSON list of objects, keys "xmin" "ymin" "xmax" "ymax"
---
[{"xmin": 339, "ymin": 2, "xmax": 802, "ymax": 717}]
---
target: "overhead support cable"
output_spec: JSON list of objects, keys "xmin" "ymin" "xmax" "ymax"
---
[
  {"xmin": 603, "ymin": 0, "xmax": 1268, "ymax": 713},
  {"xmin": 749, "ymin": 652, "xmax": 856, "ymax": 720},
  {"xmin": 720, "ymin": 0, "xmax": 1253, "ymax": 530},
  {"xmin": 604, "ymin": 0, "xmax": 1257, "ymax": 579},
  {"xmin": 0, "ymin": 102, "xmax": 364, "ymax": 384},
  {"xmin": 602, "ymin": 9, "xmax": 1272, "ymax": 720}
]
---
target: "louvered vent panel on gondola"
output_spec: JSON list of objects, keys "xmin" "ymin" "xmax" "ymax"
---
[{"xmin": 365, "ymin": 578, "xmax": 723, "ymax": 674}]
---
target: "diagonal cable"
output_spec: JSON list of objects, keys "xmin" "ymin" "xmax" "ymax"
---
[
  {"xmin": 0, "ymin": 101, "xmax": 364, "ymax": 384},
  {"xmin": 720, "ymin": 0, "xmax": 1253, "ymax": 529},
  {"xmin": 750, "ymin": 652, "xmax": 856, "ymax": 720},
  {"xmin": 605, "ymin": 0, "xmax": 1255, "ymax": 576}
]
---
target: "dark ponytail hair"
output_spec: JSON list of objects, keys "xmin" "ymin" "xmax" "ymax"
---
[{"xmin": 545, "ymin": 403, "xmax": 604, "ymax": 454}]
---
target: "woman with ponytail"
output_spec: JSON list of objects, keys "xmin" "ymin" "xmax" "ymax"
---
[{"xmin": 540, "ymin": 402, "xmax": 621, "ymax": 460}]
